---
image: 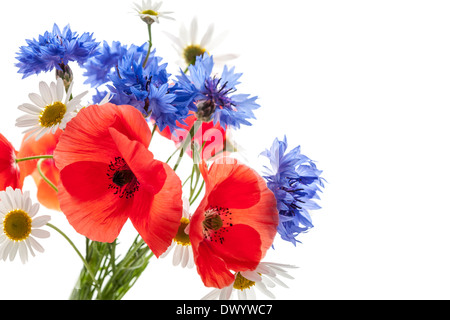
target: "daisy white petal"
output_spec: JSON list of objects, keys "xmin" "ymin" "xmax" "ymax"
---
[
  {"xmin": 246, "ymin": 287, "xmax": 257, "ymax": 300},
  {"xmin": 16, "ymin": 117, "xmax": 39, "ymax": 127},
  {"xmin": 1, "ymin": 240, "xmax": 13, "ymax": 260},
  {"xmin": 266, "ymin": 275, "xmax": 289, "ymax": 288},
  {"xmin": 18, "ymin": 241, "xmax": 28, "ymax": 264},
  {"xmin": 18, "ymin": 103, "xmax": 42, "ymax": 115},
  {"xmin": 255, "ymin": 281, "xmax": 275, "ymax": 299},
  {"xmin": 56, "ymin": 77, "xmax": 65, "ymax": 101},
  {"xmin": 207, "ymin": 30, "xmax": 229, "ymax": 51},
  {"xmin": 39, "ymin": 81, "xmax": 53, "ymax": 105},
  {"xmin": 219, "ymin": 285, "xmax": 233, "ymax": 300},
  {"xmin": 190, "ymin": 17, "xmax": 198, "ymax": 44},
  {"xmin": 172, "ymin": 243, "xmax": 183, "ymax": 266},
  {"xmin": 31, "ymin": 229, "xmax": 50, "ymax": 239},
  {"xmin": 261, "ymin": 275, "xmax": 277, "ymax": 288},
  {"xmin": 179, "ymin": 24, "xmax": 189, "ymax": 47},
  {"xmin": 186, "ymin": 246, "xmax": 195, "ymax": 268},
  {"xmin": 65, "ymin": 80, "xmax": 74, "ymax": 104},
  {"xmin": 28, "ymin": 93, "xmax": 46, "ymax": 108},
  {"xmin": 29, "ymin": 203, "xmax": 40, "ymax": 218},
  {"xmin": 240, "ymin": 270, "xmax": 262, "ymax": 282},
  {"xmin": 9, "ymin": 242, "xmax": 19, "ymax": 261},
  {"xmin": 166, "ymin": 18, "xmax": 238, "ymax": 68},
  {"xmin": 163, "ymin": 31, "xmax": 184, "ymax": 50},
  {"xmin": 134, "ymin": 0, "xmax": 174, "ymax": 25},
  {"xmin": 161, "ymin": 197, "xmax": 194, "ymax": 269},
  {"xmin": 201, "ymin": 289, "xmax": 221, "ymax": 300},
  {"xmin": 0, "ymin": 188, "xmax": 49, "ymax": 263},
  {"xmin": 202, "ymin": 261, "xmax": 297, "ymax": 300},
  {"xmin": 200, "ymin": 24, "xmax": 214, "ymax": 48},
  {"xmin": 25, "ymin": 238, "xmax": 36, "ymax": 257},
  {"xmin": 28, "ymin": 236, "xmax": 44, "ymax": 253},
  {"xmin": 16, "ymin": 79, "xmax": 85, "ymax": 141},
  {"xmin": 13, "ymin": 188, "xmax": 23, "ymax": 209},
  {"xmin": 50, "ymin": 81, "xmax": 58, "ymax": 102},
  {"xmin": 237, "ymin": 289, "xmax": 247, "ymax": 300},
  {"xmin": 33, "ymin": 127, "xmax": 49, "ymax": 141}
]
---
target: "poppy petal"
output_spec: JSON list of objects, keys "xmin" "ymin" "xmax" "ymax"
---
[
  {"xmin": 158, "ymin": 112, "xmax": 227, "ymax": 160},
  {"xmin": 32, "ymin": 160, "xmax": 60, "ymax": 211},
  {"xmin": 109, "ymin": 127, "xmax": 183, "ymax": 257},
  {"xmin": 191, "ymin": 158, "xmax": 280, "ymax": 288},
  {"xmin": 204, "ymin": 224, "xmax": 262, "ymax": 271},
  {"xmin": 0, "ymin": 134, "xmax": 22, "ymax": 190},
  {"xmin": 195, "ymin": 242, "xmax": 235, "ymax": 288},
  {"xmin": 206, "ymin": 159, "xmax": 261, "ymax": 209},
  {"xmin": 54, "ymin": 104, "xmax": 150, "ymax": 170},
  {"xmin": 225, "ymin": 179, "xmax": 278, "ymax": 255},
  {"xmin": 112, "ymin": 103, "xmax": 152, "ymax": 147},
  {"xmin": 58, "ymin": 161, "xmax": 128, "ymax": 242}
]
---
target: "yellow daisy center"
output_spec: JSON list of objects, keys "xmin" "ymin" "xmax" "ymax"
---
[
  {"xmin": 183, "ymin": 45, "xmax": 207, "ymax": 66},
  {"xmin": 142, "ymin": 9, "xmax": 158, "ymax": 16},
  {"xmin": 3, "ymin": 209, "xmax": 32, "ymax": 241},
  {"xmin": 174, "ymin": 217, "xmax": 191, "ymax": 246},
  {"xmin": 233, "ymin": 272, "xmax": 256, "ymax": 291},
  {"xmin": 39, "ymin": 101, "xmax": 67, "ymax": 128}
]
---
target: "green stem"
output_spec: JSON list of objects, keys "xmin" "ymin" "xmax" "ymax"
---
[
  {"xmin": 47, "ymin": 223, "xmax": 99, "ymax": 289},
  {"xmin": 189, "ymin": 164, "xmax": 200, "ymax": 201},
  {"xmin": 37, "ymin": 159, "xmax": 58, "ymax": 193},
  {"xmin": 143, "ymin": 24, "xmax": 153, "ymax": 67},
  {"xmin": 173, "ymin": 122, "xmax": 200, "ymax": 172},
  {"xmin": 166, "ymin": 146, "xmax": 181, "ymax": 164},
  {"xmin": 15, "ymin": 155, "xmax": 53, "ymax": 163},
  {"xmin": 149, "ymin": 124, "xmax": 157, "ymax": 144},
  {"xmin": 99, "ymin": 236, "xmax": 154, "ymax": 300},
  {"xmin": 190, "ymin": 180, "xmax": 205, "ymax": 205}
]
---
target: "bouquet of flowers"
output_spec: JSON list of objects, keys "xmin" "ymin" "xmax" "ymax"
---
[{"xmin": 1, "ymin": 0, "xmax": 325, "ymax": 300}]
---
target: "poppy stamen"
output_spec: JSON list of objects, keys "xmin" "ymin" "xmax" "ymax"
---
[
  {"xmin": 202, "ymin": 206, "xmax": 233, "ymax": 244},
  {"xmin": 107, "ymin": 157, "xmax": 140, "ymax": 199}
]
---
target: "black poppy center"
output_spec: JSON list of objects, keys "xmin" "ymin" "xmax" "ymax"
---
[
  {"xmin": 112, "ymin": 169, "xmax": 135, "ymax": 187},
  {"xmin": 107, "ymin": 157, "xmax": 140, "ymax": 199}
]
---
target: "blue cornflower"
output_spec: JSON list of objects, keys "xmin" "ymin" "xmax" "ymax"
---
[
  {"xmin": 173, "ymin": 54, "xmax": 260, "ymax": 130},
  {"xmin": 107, "ymin": 46, "xmax": 188, "ymax": 132},
  {"xmin": 81, "ymin": 41, "xmax": 129, "ymax": 88},
  {"xmin": 261, "ymin": 136, "xmax": 325, "ymax": 245},
  {"xmin": 15, "ymin": 24, "xmax": 99, "ymax": 78}
]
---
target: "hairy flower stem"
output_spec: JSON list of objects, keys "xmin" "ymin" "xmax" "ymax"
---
[
  {"xmin": 37, "ymin": 158, "xmax": 58, "ymax": 192},
  {"xmin": 143, "ymin": 24, "xmax": 153, "ymax": 67},
  {"xmin": 15, "ymin": 155, "xmax": 54, "ymax": 162},
  {"xmin": 173, "ymin": 121, "xmax": 201, "ymax": 172}
]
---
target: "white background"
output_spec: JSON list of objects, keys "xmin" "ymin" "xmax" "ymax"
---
[{"xmin": 0, "ymin": 0, "xmax": 449, "ymax": 300}]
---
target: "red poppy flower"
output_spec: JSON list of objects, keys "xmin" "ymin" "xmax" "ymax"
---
[
  {"xmin": 18, "ymin": 129, "xmax": 62, "ymax": 211},
  {"xmin": 0, "ymin": 133, "xmax": 24, "ymax": 190},
  {"xmin": 158, "ymin": 112, "xmax": 228, "ymax": 161},
  {"xmin": 189, "ymin": 158, "xmax": 279, "ymax": 288},
  {"xmin": 54, "ymin": 103, "xmax": 183, "ymax": 257}
]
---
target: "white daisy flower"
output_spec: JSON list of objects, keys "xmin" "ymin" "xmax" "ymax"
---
[
  {"xmin": 202, "ymin": 262, "xmax": 298, "ymax": 300},
  {"xmin": 16, "ymin": 77, "xmax": 87, "ymax": 141},
  {"xmin": 0, "ymin": 187, "xmax": 51, "ymax": 264},
  {"xmin": 134, "ymin": 0, "xmax": 174, "ymax": 25},
  {"xmin": 161, "ymin": 197, "xmax": 194, "ymax": 268},
  {"xmin": 164, "ymin": 17, "xmax": 239, "ymax": 68}
]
